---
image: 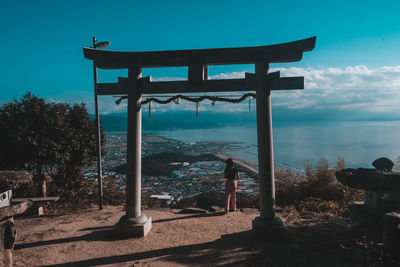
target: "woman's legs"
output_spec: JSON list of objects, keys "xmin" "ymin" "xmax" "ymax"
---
[
  {"xmin": 225, "ymin": 194, "xmax": 230, "ymax": 212},
  {"xmin": 231, "ymin": 180, "xmax": 237, "ymax": 211},
  {"xmin": 225, "ymin": 182, "xmax": 231, "ymax": 212},
  {"xmin": 225, "ymin": 180, "xmax": 237, "ymax": 212}
]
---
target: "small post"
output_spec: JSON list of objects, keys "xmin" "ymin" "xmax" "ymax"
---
[
  {"xmin": 92, "ymin": 36, "xmax": 103, "ymax": 210},
  {"xmin": 252, "ymin": 62, "xmax": 285, "ymax": 238}
]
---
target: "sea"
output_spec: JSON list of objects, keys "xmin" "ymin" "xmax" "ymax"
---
[{"xmin": 100, "ymin": 111, "xmax": 400, "ymax": 170}]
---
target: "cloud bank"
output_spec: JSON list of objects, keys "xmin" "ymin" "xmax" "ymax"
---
[
  {"xmin": 91, "ymin": 65, "xmax": 400, "ymax": 121},
  {"xmin": 272, "ymin": 65, "xmax": 400, "ymax": 113}
]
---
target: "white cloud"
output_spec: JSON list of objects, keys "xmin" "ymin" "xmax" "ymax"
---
[
  {"xmin": 151, "ymin": 77, "xmax": 186, "ymax": 81},
  {"xmin": 63, "ymin": 65, "xmax": 400, "ymax": 116},
  {"xmin": 209, "ymin": 72, "xmax": 245, "ymax": 80},
  {"xmin": 271, "ymin": 65, "xmax": 400, "ymax": 113}
]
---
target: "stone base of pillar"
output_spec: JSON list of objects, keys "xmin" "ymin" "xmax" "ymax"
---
[
  {"xmin": 115, "ymin": 214, "xmax": 152, "ymax": 237},
  {"xmin": 252, "ymin": 216, "xmax": 285, "ymax": 239}
]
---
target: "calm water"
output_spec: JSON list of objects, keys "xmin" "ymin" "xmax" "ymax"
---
[{"xmin": 154, "ymin": 121, "xmax": 400, "ymax": 169}]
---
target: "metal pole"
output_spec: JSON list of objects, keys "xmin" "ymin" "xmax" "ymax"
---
[{"xmin": 92, "ymin": 36, "xmax": 103, "ymax": 210}]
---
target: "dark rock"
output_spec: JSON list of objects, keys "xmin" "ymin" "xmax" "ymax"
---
[
  {"xmin": 372, "ymin": 157, "xmax": 394, "ymax": 171},
  {"xmin": 336, "ymin": 168, "xmax": 400, "ymax": 193}
]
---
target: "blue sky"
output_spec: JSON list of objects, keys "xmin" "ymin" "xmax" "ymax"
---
[{"xmin": 1, "ymin": 0, "xmax": 400, "ymax": 118}]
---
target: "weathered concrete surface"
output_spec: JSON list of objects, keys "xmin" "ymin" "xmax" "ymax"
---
[
  {"xmin": 336, "ymin": 168, "xmax": 400, "ymax": 194},
  {"xmin": 115, "ymin": 215, "xmax": 152, "ymax": 237}
]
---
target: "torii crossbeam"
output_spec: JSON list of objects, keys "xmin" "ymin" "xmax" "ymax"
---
[{"xmin": 83, "ymin": 37, "xmax": 316, "ymax": 237}]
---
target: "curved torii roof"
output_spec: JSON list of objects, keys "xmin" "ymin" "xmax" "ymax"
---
[{"xmin": 83, "ymin": 37, "xmax": 316, "ymax": 69}]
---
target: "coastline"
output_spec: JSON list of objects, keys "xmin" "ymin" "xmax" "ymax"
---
[
  {"xmin": 98, "ymin": 131, "xmax": 260, "ymax": 197},
  {"xmin": 105, "ymin": 130, "xmax": 260, "ymax": 173},
  {"xmin": 100, "ymin": 116, "xmax": 400, "ymax": 169}
]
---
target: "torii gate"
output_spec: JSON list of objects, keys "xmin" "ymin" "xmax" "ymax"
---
[{"xmin": 83, "ymin": 37, "xmax": 316, "ymax": 237}]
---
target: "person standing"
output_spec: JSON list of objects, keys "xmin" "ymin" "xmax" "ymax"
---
[{"xmin": 224, "ymin": 158, "xmax": 239, "ymax": 213}]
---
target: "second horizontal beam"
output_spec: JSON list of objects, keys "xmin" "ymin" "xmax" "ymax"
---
[{"xmin": 96, "ymin": 76, "xmax": 304, "ymax": 95}]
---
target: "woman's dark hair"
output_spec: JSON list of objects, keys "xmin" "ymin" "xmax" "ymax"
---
[{"xmin": 226, "ymin": 158, "xmax": 234, "ymax": 168}]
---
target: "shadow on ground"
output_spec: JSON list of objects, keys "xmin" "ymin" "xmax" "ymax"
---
[
  {"xmin": 15, "ymin": 215, "xmax": 392, "ymax": 267},
  {"xmin": 16, "ymin": 212, "xmax": 228, "ymax": 251}
]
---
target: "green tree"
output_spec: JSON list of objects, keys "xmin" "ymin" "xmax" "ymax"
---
[{"xmin": 0, "ymin": 92, "xmax": 105, "ymax": 197}]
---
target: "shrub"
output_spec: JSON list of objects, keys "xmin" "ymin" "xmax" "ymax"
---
[
  {"xmin": 275, "ymin": 156, "xmax": 363, "ymax": 213},
  {"xmin": 103, "ymin": 182, "xmax": 125, "ymax": 206}
]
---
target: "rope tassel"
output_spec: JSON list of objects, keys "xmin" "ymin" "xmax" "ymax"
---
[
  {"xmin": 249, "ymin": 98, "xmax": 251, "ymax": 111},
  {"xmin": 148, "ymin": 101, "xmax": 151, "ymax": 119},
  {"xmin": 196, "ymin": 102, "xmax": 199, "ymax": 118}
]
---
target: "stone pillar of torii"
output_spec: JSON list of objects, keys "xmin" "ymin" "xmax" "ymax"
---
[{"xmin": 83, "ymin": 37, "xmax": 316, "ymax": 237}]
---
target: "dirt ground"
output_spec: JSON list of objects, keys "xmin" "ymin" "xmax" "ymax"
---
[{"xmin": 12, "ymin": 206, "xmax": 389, "ymax": 267}]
